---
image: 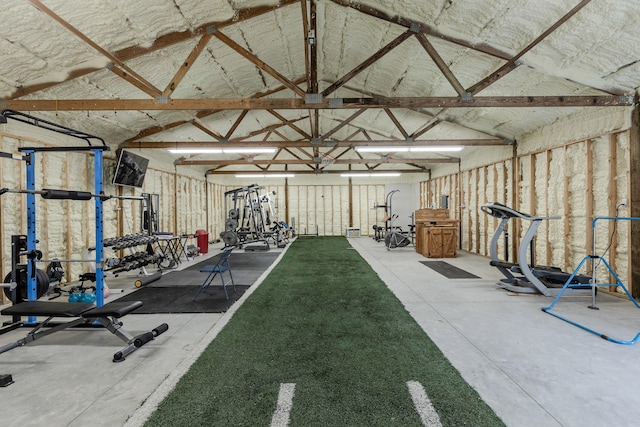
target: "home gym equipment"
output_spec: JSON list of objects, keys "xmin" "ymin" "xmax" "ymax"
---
[
  {"xmin": 0, "ymin": 110, "xmax": 149, "ymax": 309},
  {"xmin": 542, "ymin": 216, "xmax": 640, "ymax": 344},
  {"xmin": 381, "ymin": 190, "xmax": 414, "ymax": 250},
  {"xmin": 0, "ymin": 301, "xmax": 168, "ymax": 362},
  {"xmin": 140, "ymin": 193, "xmax": 160, "ymax": 234},
  {"xmin": 481, "ymin": 202, "xmax": 591, "ymax": 296},
  {"xmin": 385, "ymin": 214, "xmax": 412, "ymax": 249},
  {"xmin": 221, "ymin": 184, "xmax": 275, "ymax": 250}
]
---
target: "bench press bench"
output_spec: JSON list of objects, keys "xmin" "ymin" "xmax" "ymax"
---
[{"xmin": 0, "ymin": 300, "xmax": 168, "ymax": 362}]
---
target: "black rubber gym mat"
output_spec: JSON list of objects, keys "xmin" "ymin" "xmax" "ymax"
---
[
  {"xmin": 115, "ymin": 285, "xmax": 250, "ymax": 314},
  {"xmin": 419, "ymin": 260, "xmax": 480, "ymax": 279}
]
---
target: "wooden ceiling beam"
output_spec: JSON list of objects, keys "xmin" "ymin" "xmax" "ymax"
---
[
  {"xmin": 268, "ymin": 110, "xmax": 312, "ymax": 140},
  {"xmin": 177, "ymin": 157, "xmax": 456, "ymax": 166},
  {"xmin": 27, "ymin": 0, "xmax": 161, "ymax": 98},
  {"xmin": 123, "ymin": 138, "xmax": 505, "ymax": 149},
  {"xmin": 329, "ymin": 0, "xmax": 512, "ymax": 61},
  {"xmin": 123, "ymin": 78, "xmax": 307, "ymax": 144},
  {"xmin": 467, "ymin": 0, "xmax": 594, "ymax": 95},
  {"xmin": 224, "ymin": 110, "xmax": 249, "ymax": 140},
  {"xmin": 211, "ymin": 28, "xmax": 306, "ymax": 98},
  {"xmin": 163, "ymin": 33, "xmax": 213, "ymax": 97},
  {"xmin": 321, "ymin": 109, "xmax": 366, "ymax": 140},
  {"xmin": 384, "ymin": 108, "xmax": 409, "ymax": 139},
  {"xmin": 10, "ymin": 0, "xmax": 302, "ymax": 99},
  {"xmin": 335, "ymin": 0, "xmax": 622, "ymax": 97},
  {"xmin": 413, "ymin": 32, "xmax": 466, "ymax": 96},
  {"xmin": 205, "ymin": 168, "xmax": 428, "ymax": 175},
  {"xmin": 192, "ymin": 118, "xmax": 225, "ymax": 141},
  {"xmin": 322, "ymin": 29, "xmax": 414, "ymax": 97},
  {"xmin": 8, "ymin": 95, "xmax": 633, "ymax": 111}
]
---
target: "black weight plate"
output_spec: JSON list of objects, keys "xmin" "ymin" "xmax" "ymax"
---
[
  {"xmin": 221, "ymin": 231, "xmax": 238, "ymax": 246},
  {"xmin": 3, "ymin": 268, "xmax": 50, "ymax": 302},
  {"xmin": 225, "ymin": 218, "xmax": 238, "ymax": 231}
]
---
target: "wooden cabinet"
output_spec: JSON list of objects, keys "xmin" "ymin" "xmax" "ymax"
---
[{"xmin": 415, "ymin": 209, "xmax": 459, "ymax": 258}]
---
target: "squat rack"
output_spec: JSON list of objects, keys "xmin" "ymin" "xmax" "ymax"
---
[{"xmin": 1, "ymin": 110, "xmax": 113, "ymax": 309}]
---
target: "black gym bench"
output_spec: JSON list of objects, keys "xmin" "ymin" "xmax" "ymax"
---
[{"xmin": 0, "ymin": 300, "xmax": 168, "ymax": 362}]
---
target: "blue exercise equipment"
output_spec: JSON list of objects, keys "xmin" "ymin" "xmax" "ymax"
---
[{"xmin": 542, "ymin": 216, "xmax": 640, "ymax": 345}]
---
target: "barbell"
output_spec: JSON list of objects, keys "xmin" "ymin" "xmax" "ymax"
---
[{"xmin": 0, "ymin": 187, "xmax": 143, "ymax": 201}]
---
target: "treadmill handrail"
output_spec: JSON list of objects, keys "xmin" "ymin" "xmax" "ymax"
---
[{"xmin": 480, "ymin": 202, "xmax": 560, "ymax": 221}]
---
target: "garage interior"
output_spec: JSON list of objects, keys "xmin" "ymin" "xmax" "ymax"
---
[{"xmin": 0, "ymin": 1, "xmax": 639, "ymax": 426}]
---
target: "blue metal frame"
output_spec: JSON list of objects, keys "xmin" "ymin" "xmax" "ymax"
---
[
  {"xmin": 22, "ymin": 148, "xmax": 108, "ymax": 308},
  {"xmin": 93, "ymin": 148, "xmax": 105, "ymax": 307},
  {"xmin": 25, "ymin": 151, "xmax": 37, "ymax": 324},
  {"xmin": 3, "ymin": 110, "xmax": 109, "ymax": 311},
  {"xmin": 542, "ymin": 216, "xmax": 640, "ymax": 345}
]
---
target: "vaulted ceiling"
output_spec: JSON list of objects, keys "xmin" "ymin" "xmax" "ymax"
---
[{"xmin": 1, "ymin": 0, "xmax": 638, "ymax": 175}]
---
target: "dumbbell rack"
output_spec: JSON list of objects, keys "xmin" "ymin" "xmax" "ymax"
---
[{"xmin": 103, "ymin": 233, "xmax": 160, "ymax": 277}]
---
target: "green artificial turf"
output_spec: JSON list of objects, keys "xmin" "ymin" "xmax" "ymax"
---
[{"xmin": 145, "ymin": 236, "xmax": 505, "ymax": 426}]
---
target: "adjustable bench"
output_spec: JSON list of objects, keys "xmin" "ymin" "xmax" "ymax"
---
[{"xmin": 0, "ymin": 300, "xmax": 168, "ymax": 362}]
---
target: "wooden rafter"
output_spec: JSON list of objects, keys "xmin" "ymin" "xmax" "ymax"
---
[
  {"xmin": 322, "ymin": 29, "xmax": 414, "ymax": 96},
  {"xmin": 122, "ymin": 138, "xmax": 507, "ymax": 149},
  {"xmin": 268, "ymin": 110, "xmax": 312, "ymax": 140},
  {"xmin": 27, "ymin": 0, "xmax": 161, "ymax": 98},
  {"xmin": 413, "ymin": 32, "xmax": 466, "ymax": 96},
  {"xmin": 124, "ymin": 78, "xmax": 307, "ymax": 144},
  {"xmin": 321, "ymin": 109, "xmax": 366, "ymax": 140},
  {"xmin": 204, "ymin": 166, "xmax": 428, "ymax": 175},
  {"xmin": 8, "ymin": 95, "xmax": 633, "ymax": 112},
  {"xmin": 211, "ymin": 28, "xmax": 306, "ymax": 98},
  {"xmin": 163, "ymin": 33, "xmax": 213, "ymax": 97},
  {"xmin": 192, "ymin": 118, "xmax": 224, "ymax": 141},
  {"xmin": 329, "ymin": 0, "xmax": 512, "ymax": 60},
  {"xmin": 225, "ymin": 110, "xmax": 249, "ymax": 140},
  {"xmin": 410, "ymin": 119, "xmax": 441, "ymax": 139},
  {"xmin": 384, "ymin": 108, "xmax": 409, "ymax": 139},
  {"xmin": 466, "ymin": 0, "xmax": 594, "ymax": 95},
  {"xmin": 177, "ymin": 157, "xmax": 457, "ymax": 166},
  {"xmin": 10, "ymin": 0, "xmax": 302, "ymax": 100}
]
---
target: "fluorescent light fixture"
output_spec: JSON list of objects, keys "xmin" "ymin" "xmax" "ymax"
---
[
  {"xmin": 354, "ymin": 146, "xmax": 464, "ymax": 152},
  {"xmin": 408, "ymin": 146, "xmax": 464, "ymax": 152},
  {"xmin": 168, "ymin": 148, "xmax": 222, "ymax": 154},
  {"xmin": 223, "ymin": 148, "xmax": 277, "ymax": 154},
  {"xmin": 168, "ymin": 147, "xmax": 277, "ymax": 154},
  {"xmin": 341, "ymin": 173, "xmax": 401, "ymax": 177},
  {"xmin": 355, "ymin": 147, "xmax": 409, "ymax": 153},
  {"xmin": 235, "ymin": 174, "xmax": 295, "ymax": 178}
]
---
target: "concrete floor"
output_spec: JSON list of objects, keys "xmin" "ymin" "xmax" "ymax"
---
[{"xmin": 1, "ymin": 237, "xmax": 639, "ymax": 426}]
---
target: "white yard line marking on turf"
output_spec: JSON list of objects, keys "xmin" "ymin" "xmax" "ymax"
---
[
  {"xmin": 406, "ymin": 380, "xmax": 443, "ymax": 427},
  {"xmin": 271, "ymin": 383, "xmax": 296, "ymax": 427}
]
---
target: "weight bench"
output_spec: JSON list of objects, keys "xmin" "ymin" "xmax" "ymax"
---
[{"xmin": 0, "ymin": 301, "xmax": 168, "ymax": 362}]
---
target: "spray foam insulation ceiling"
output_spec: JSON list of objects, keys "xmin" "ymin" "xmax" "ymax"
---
[{"xmin": 0, "ymin": 0, "xmax": 638, "ymax": 174}]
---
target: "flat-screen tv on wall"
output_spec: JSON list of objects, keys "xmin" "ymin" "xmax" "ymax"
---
[{"xmin": 112, "ymin": 150, "xmax": 149, "ymax": 188}]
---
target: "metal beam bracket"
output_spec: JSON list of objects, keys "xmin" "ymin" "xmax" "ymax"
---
[
  {"xmin": 619, "ymin": 95, "xmax": 635, "ymax": 105},
  {"xmin": 206, "ymin": 25, "xmax": 217, "ymax": 34},
  {"xmin": 311, "ymin": 138, "xmax": 322, "ymax": 145},
  {"xmin": 461, "ymin": 92, "xmax": 473, "ymax": 101},
  {"xmin": 409, "ymin": 22, "xmax": 421, "ymax": 33},
  {"xmin": 305, "ymin": 93, "xmax": 323, "ymax": 104},
  {"xmin": 156, "ymin": 96, "xmax": 169, "ymax": 104},
  {"xmin": 329, "ymin": 98, "xmax": 343, "ymax": 109}
]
